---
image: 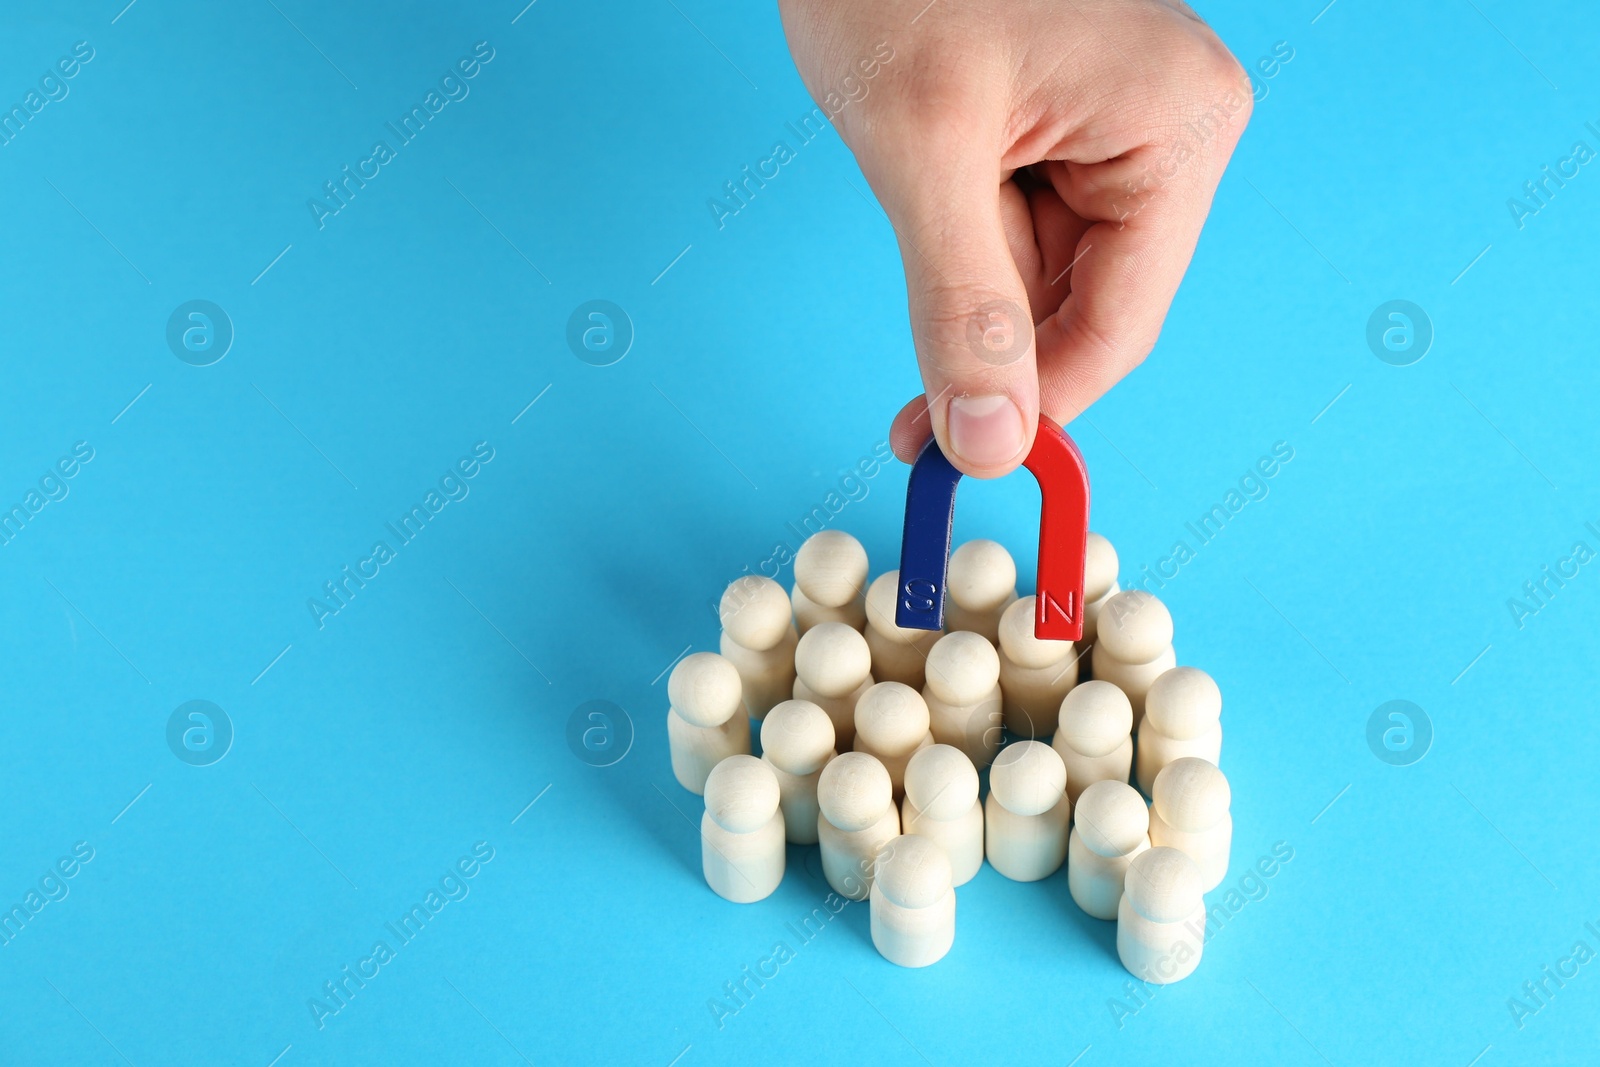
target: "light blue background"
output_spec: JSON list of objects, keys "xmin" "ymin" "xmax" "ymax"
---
[{"xmin": 2, "ymin": 1, "xmax": 1597, "ymax": 1064}]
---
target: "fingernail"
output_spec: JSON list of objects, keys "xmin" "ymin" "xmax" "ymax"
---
[{"xmin": 947, "ymin": 394, "xmax": 1026, "ymax": 468}]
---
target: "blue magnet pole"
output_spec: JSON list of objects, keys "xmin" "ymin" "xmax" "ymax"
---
[{"xmin": 894, "ymin": 435, "xmax": 964, "ymax": 632}]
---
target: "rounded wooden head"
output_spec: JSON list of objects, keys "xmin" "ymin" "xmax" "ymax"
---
[
  {"xmin": 667, "ymin": 652, "xmax": 743, "ymax": 727},
  {"xmin": 903, "ymin": 744, "xmax": 979, "ymax": 820},
  {"xmin": 794, "ymin": 622, "xmax": 871, "ymax": 698},
  {"xmin": 988, "ymin": 740, "xmax": 1067, "ymax": 817},
  {"xmin": 1152, "ymin": 757, "xmax": 1231, "ymax": 832},
  {"xmin": 947, "ymin": 539, "xmax": 1017, "ymax": 611},
  {"xmin": 874, "ymin": 834, "xmax": 952, "ymax": 909},
  {"xmin": 1124, "ymin": 846, "xmax": 1203, "ymax": 923},
  {"xmin": 817, "ymin": 751, "xmax": 892, "ymax": 831},
  {"xmin": 998, "ymin": 595, "xmax": 1076, "ymax": 669},
  {"xmin": 1084, "ymin": 531, "xmax": 1119, "ymax": 600},
  {"xmin": 761, "ymin": 699, "xmax": 835, "ymax": 775},
  {"xmin": 854, "ymin": 682, "xmax": 930, "ymax": 753},
  {"xmin": 1055, "ymin": 681, "xmax": 1133, "ymax": 757},
  {"xmin": 1145, "ymin": 667, "xmax": 1221, "ymax": 740},
  {"xmin": 924, "ymin": 630, "xmax": 1000, "ymax": 706},
  {"xmin": 719, "ymin": 576, "xmax": 792, "ymax": 651},
  {"xmin": 703, "ymin": 755, "xmax": 780, "ymax": 834},
  {"xmin": 1096, "ymin": 590, "xmax": 1173, "ymax": 662},
  {"xmin": 1074, "ymin": 780, "xmax": 1150, "ymax": 858},
  {"xmin": 794, "ymin": 530, "xmax": 868, "ymax": 609}
]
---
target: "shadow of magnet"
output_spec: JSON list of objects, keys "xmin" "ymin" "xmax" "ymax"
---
[{"xmin": 894, "ymin": 416, "xmax": 1090, "ymax": 641}]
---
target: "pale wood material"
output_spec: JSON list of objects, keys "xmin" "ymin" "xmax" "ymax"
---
[
  {"xmin": 795, "ymin": 530, "xmax": 869, "ymax": 607},
  {"xmin": 794, "ymin": 622, "xmax": 874, "ymax": 749},
  {"xmin": 901, "ymin": 744, "xmax": 984, "ymax": 886},
  {"xmin": 794, "ymin": 675, "xmax": 872, "ymax": 753},
  {"xmin": 792, "ymin": 531, "xmax": 868, "ymax": 634},
  {"xmin": 792, "ymin": 583, "xmax": 867, "ymax": 634},
  {"xmin": 997, "ymin": 595, "xmax": 1079, "ymax": 737},
  {"xmin": 1136, "ymin": 666, "xmax": 1223, "ymax": 794},
  {"xmin": 667, "ymin": 651, "xmax": 750, "ymax": 793},
  {"xmin": 1068, "ymin": 779, "xmax": 1151, "ymax": 919},
  {"xmin": 1149, "ymin": 757, "xmax": 1232, "ymax": 891},
  {"xmin": 853, "ymin": 681, "xmax": 934, "ymax": 797},
  {"xmin": 871, "ymin": 835, "xmax": 956, "ymax": 967},
  {"xmin": 817, "ymin": 752, "xmax": 900, "ymax": 900},
  {"xmin": 719, "ymin": 576, "xmax": 793, "ymax": 651},
  {"xmin": 1117, "ymin": 846, "xmax": 1205, "ymax": 983},
  {"xmin": 720, "ymin": 626, "xmax": 798, "ymax": 722},
  {"xmin": 984, "ymin": 740, "xmax": 1071, "ymax": 881},
  {"xmin": 668, "ymin": 651, "xmax": 743, "ymax": 727},
  {"xmin": 701, "ymin": 755, "xmax": 785, "ymax": 903},
  {"xmin": 944, "ymin": 539, "xmax": 1018, "ymax": 644},
  {"xmin": 924, "ymin": 630, "xmax": 1004, "ymax": 767},
  {"xmin": 1092, "ymin": 590, "xmax": 1176, "ymax": 730},
  {"xmin": 1081, "ymin": 531, "xmax": 1120, "ymax": 646},
  {"xmin": 668, "ymin": 709, "xmax": 750, "ymax": 795},
  {"xmin": 1052, "ymin": 680, "xmax": 1135, "ymax": 804},
  {"xmin": 761, "ymin": 698, "xmax": 836, "ymax": 844}
]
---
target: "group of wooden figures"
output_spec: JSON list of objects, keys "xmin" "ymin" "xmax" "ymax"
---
[{"xmin": 668, "ymin": 530, "xmax": 1229, "ymax": 983}]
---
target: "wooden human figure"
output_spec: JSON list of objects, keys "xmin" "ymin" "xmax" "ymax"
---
[
  {"xmin": 1149, "ymin": 757, "xmax": 1232, "ymax": 891},
  {"xmin": 719, "ymin": 576, "xmax": 798, "ymax": 721},
  {"xmin": 1137, "ymin": 667, "xmax": 1223, "ymax": 795},
  {"xmin": 922, "ymin": 631, "xmax": 1003, "ymax": 768},
  {"xmin": 793, "ymin": 621, "xmax": 874, "ymax": 750},
  {"xmin": 901, "ymin": 744, "xmax": 983, "ymax": 887},
  {"xmin": 1117, "ymin": 846, "xmax": 1206, "ymax": 984},
  {"xmin": 1090, "ymin": 590, "xmax": 1176, "ymax": 731},
  {"xmin": 943, "ymin": 539, "xmax": 1018, "ymax": 644},
  {"xmin": 984, "ymin": 740, "xmax": 1071, "ymax": 882},
  {"xmin": 871, "ymin": 835, "xmax": 956, "ymax": 968},
  {"xmin": 1068, "ymin": 780, "xmax": 1151, "ymax": 920},
  {"xmin": 666, "ymin": 652, "xmax": 750, "ymax": 794},
  {"xmin": 1051, "ymin": 680, "xmax": 1134, "ymax": 805},
  {"xmin": 816, "ymin": 752, "xmax": 900, "ymax": 901},
  {"xmin": 997, "ymin": 595, "xmax": 1079, "ymax": 738},
  {"xmin": 760, "ymin": 699, "xmax": 836, "ymax": 844},
  {"xmin": 701, "ymin": 755, "xmax": 785, "ymax": 903},
  {"xmin": 791, "ymin": 530, "xmax": 868, "ymax": 634},
  {"xmin": 853, "ymin": 681, "xmax": 933, "ymax": 798}
]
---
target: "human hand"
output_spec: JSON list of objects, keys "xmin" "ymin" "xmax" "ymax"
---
[{"xmin": 779, "ymin": 0, "xmax": 1253, "ymax": 477}]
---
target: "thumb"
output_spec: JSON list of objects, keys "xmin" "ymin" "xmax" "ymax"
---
[{"xmin": 874, "ymin": 149, "xmax": 1039, "ymax": 478}]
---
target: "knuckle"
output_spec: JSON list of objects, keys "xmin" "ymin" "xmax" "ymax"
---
[
  {"xmin": 884, "ymin": 85, "xmax": 990, "ymax": 160},
  {"xmin": 867, "ymin": 40, "xmax": 1003, "ymax": 151},
  {"xmin": 1200, "ymin": 40, "xmax": 1250, "ymax": 95},
  {"xmin": 1145, "ymin": 16, "xmax": 1253, "ymax": 124},
  {"xmin": 1186, "ymin": 33, "xmax": 1253, "ymax": 115}
]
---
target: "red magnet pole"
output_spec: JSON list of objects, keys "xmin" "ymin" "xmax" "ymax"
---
[{"xmin": 895, "ymin": 416, "xmax": 1090, "ymax": 642}]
